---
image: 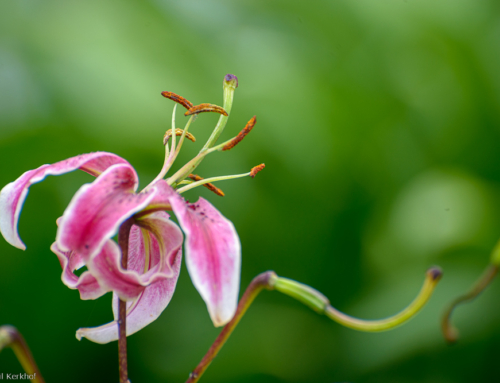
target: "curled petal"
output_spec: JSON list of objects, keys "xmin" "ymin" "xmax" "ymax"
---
[
  {"xmin": 87, "ymin": 212, "xmax": 183, "ymax": 301},
  {"xmin": 181, "ymin": 199, "xmax": 241, "ymax": 326},
  {"xmin": 56, "ymin": 164, "xmax": 154, "ymax": 258},
  {"xmin": 146, "ymin": 181, "xmax": 241, "ymax": 326},
  {"xmin": 167, "ymin": 191, "xmax": 241, "ymax": 326},
  {"xmin": 0, "ymin": 152, "xmax": 129, "ymax": 250},
  {"xmin": 51, "ymin": 242, "xmax": 107, "ymax": 300},
  {"xmin": 76, "ymin": 217, "xmax": 183, "ymax": 344}
]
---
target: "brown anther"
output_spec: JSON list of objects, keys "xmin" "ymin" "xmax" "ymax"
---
[
  {"xmin": 163, "ymin": 129, "xmax": 196, "ymax": 145},
  {"xmin": 222, "ymin": 116, "xmax": 257, "ymax": 151},
  {"xmin": 250, "ymin": 163, "xmax": 265, "ymax": 178},
  {"xmin": 188, "ymin": 174, "xmax": 225, "ymax": 197},
  {"xmin": 184, "ymin": 103, "xmax": 228, "ymax": 117},
  {"xmin": 161, "ymin": 91, "xmax": 194, "ymax": 110}
]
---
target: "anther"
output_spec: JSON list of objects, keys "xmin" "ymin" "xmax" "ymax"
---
[
  {"xmin": 222, "ymin": 116, "xmax": 257, "ymax": 151},
  {"xmin": 161, "ymin": 91, "xmax": 194, "ymax": 110},
  {"xmin": 188, "ymin": 174, "xmax": 225, "ymax": 197},
  {"xmin": 185, "ymin": 103, "xmax": 228, "ymax": 117},
  {"xmin": 250, "ymin": 163, "xmax": 265, "ymax": 178},
  {"xmin": 164, "ymin": 129, "xmax": 196, "ymax": 146}
]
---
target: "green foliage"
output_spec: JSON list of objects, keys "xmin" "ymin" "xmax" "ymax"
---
[{"xmin": 1, "ymin": 0, "xmax": 500, "ymax": 382}]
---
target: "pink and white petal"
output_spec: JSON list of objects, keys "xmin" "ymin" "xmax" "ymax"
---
[
  {"xmin": 76, "ymin": 238, "xmax": 182, "ymax": 344},
  {"xmin": 0, "ymin": 152, "xmax": 129, "ymax": 250},
  {"xmin": 135, "ymin": 211, "xmax": 181, "ymax": 274},
  {"xmin": 56, "ymin": 164, "xmax": 153, "ymax": 258},
  {"xmin": 126, "ymin": 225, "xmax": 147, "ymax": 274},
  {"xmin": 170, "ymin": 196, "xmax": 241, "ymax": 327},
  {"xmin": 144, "ymin": 181, "xmax": 241, "ymax": 326},
  {"xmin": 86, "ymin": 212, "xmax": 183, "ymax": 301},
  {"xmin": 134, "ymin": 180, "xmax": 174, "ymax": 217},
  {"xmin": 50, "ymin": 242, "xmax": 107, "ymax": 300}
]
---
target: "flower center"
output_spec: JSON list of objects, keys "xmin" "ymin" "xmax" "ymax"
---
[{"xmin": 145, "ymin": 74, "xmax": 265, "ymax": 198}]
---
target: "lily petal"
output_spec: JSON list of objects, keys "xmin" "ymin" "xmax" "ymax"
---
[
  {"xmin": 56, "ymin": 164, "xmax": 154, "ymax": 258},
  {"xmin": 157, "ymin": 180, "xmax": 240, "ymax": 327},
  {"xmin": 182, "ymin": 199, "xmax": 241, "ymax": 326},
  {"xmin": 0, "ymin": 152, "xmax": 129, "ymax": 250},
  {"xmin": 51, "ymin": 241, "xmax": 109, "ymax": 300},
  {"xmin": 87, "ymin": 212, "xmax": 183, "ymax": 301},
  {"xmin": 76, "ymin": 213, "xmax": 183, "ymax": 344}
]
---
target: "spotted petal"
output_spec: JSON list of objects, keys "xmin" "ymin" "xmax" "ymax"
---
[
  {"xmin": 56, "ymin": 164, "xmax": 155, "ymax": 259},
  {"xmin": 155, "ymin": 181, "xmax": 241, "ymax": 327},
  {"xmin": 76, "ymin": 212, "xmax": 183, "ymax": 344},
  {"xmin": 0, "ymin": 152, "xmax": 129, "ymax": 250}
]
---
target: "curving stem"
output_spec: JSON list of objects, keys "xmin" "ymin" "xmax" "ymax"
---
[
  {"xmin": 0, "ymin": 325, "xmax": 45, "ymax": 383},
  {"xmin": 185, "ymin": 271, "xmax": 277, "ymax": 383},
  {"xmin": 441, "ymin": 264, "xmax": 498, "ymax": 343},
  {"xmin": 185, "ymin": 267, "xmax": 442, "ymax": 383}
]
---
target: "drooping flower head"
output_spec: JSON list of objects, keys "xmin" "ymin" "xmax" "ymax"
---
[{"xmin": 0, "ymin": 74, "xmax": 265, "ymax": 344}]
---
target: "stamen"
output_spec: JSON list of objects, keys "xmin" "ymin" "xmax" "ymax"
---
[
  {"xmin": 188, "ymin": 174, "xmax": 225, "ymax": 197},
  {"xmin": 163, "ymin": 129, "xmax": 196, "ymax": 146},
  {"xmin": 167, "ymin": 74, "xmax": 241, "ymax": 185},
  {"xmin": 175, "ymin": 164, "xmax": 265, "ymax": 193},
  {"xmin": 250, "ymin": 163, "xmax": 265, "ymax": 178},
  {"xmin": 170, "ymin": 104, "xmax": 178, "ymax": 154},
  {"xmin": 185, "ymin": 103, "xmax": 228, "ymax": 117},
  {"xmin": 146, "ymin": 105, "xmax": 191, "ymax": 188},
  {"xmin": 222, "ymin": 116, "xmax": 256, "ymax": 151},
  {"xmin": 161, "ymin": 91, "xmax": 194, "ymax": 110},
  {"xmin": 175, "ymin": 180, "xmax": 193, "ymax": 186}
]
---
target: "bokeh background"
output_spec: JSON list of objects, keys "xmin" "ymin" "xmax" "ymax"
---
[{"xmin": 1, "ymin": 0, "xmax": 500, "ymax": 382}]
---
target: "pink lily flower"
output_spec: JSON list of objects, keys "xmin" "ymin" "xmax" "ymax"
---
[{"xmin": 0, "ymin": 75, "xmax": 264, "ymax": 344}]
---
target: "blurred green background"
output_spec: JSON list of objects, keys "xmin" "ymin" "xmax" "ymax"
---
[{"xmin": 1, "ymin": 0, "xmax": 500, "ymax": 382}]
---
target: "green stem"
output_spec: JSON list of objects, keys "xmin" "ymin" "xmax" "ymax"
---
[
  {"xmin": 185, "ymin": 267, "xmax": 441, "ymax": 383},
  {"xmin": 441, "ymin": 263, "xmax": 498, "ymax": 343},
  {"xmin": 322, "ymin": 267, "xmax": 442, "ymax": 331},
  {"xmin": 0, "ymin": 325, "xmax": 45, "ymax": 383}
]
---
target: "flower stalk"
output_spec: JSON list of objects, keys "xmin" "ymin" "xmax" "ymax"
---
[
  {"xmin": 0, "ymin": 325, "xmax": 45, "ymax": 383},
  {"xmin": 185, "ymin": 271, "xmax": 276, "ymax": 383},
  {"xmin": 118, "ymin": 218, "xmax": 135, "ymax": 383},
  {"xmin": 186, "ymin": 267, "xmax": 442, "ymax": 383},
  {"xmin": 441, "ymin": 239, "xmax": 500, "ymax": 343},
  {"xmin": 323, "ymin": 267, "xmax": 442, "ymax": 331},
  {"xmin": 441, "ymin": 264, "xmax": 498, "ymax": 344}
]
